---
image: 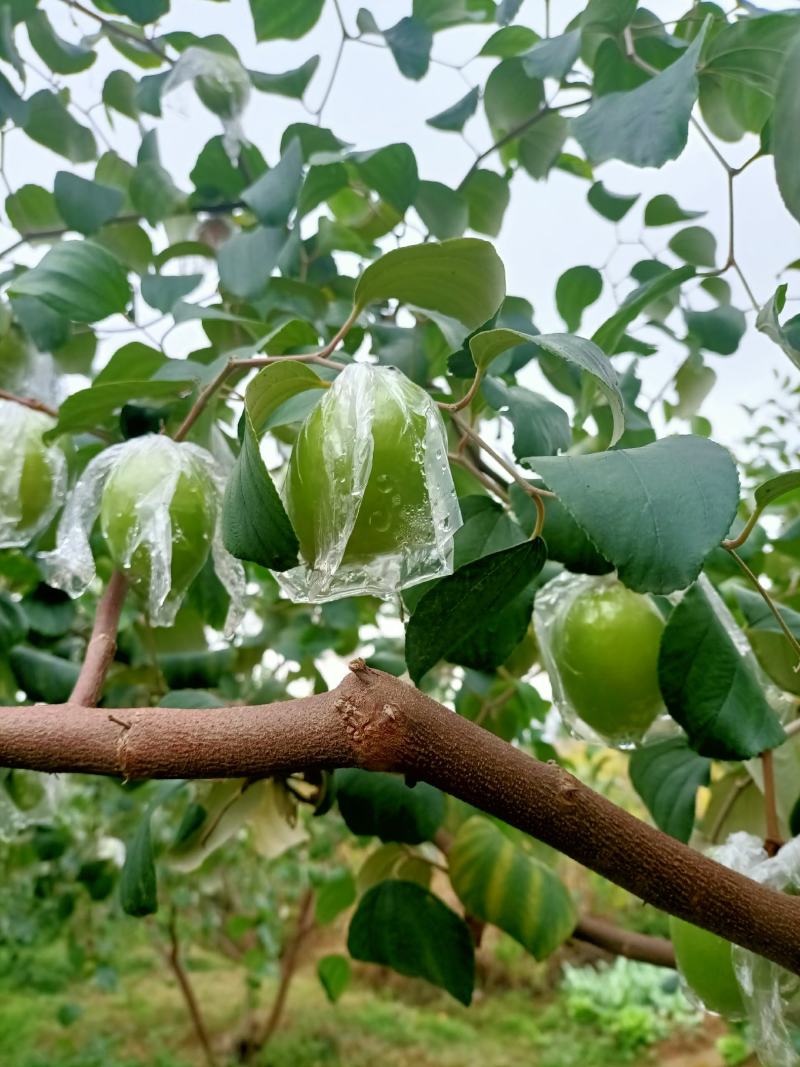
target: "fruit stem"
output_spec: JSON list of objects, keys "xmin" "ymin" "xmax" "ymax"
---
[{"xmin": 443, "ymin": 369, "xmax": 482, "ymax": 413}]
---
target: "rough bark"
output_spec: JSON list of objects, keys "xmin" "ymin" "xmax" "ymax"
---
[{"xmin": 3, "ymin": 661, "xmax": 800, "ymax": 975}]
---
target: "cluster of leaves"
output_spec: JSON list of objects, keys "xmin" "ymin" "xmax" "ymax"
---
[{"xmin": 0, "ymin": 0, "xmax": 799, "ymax": 1022}]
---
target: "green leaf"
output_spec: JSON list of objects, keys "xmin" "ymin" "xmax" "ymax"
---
[
  {"xmin": 459, "ymin": 168, "xmax": 510, "ymax": 237},
  {"xmin": 9, "ymin": 647, "xmax": 79, "ymax": 704},
  {"xmin": 470, "ymin": 330, "xmax": 625, "ymax": 448},
  {"xmin": 222, "ymin": 362, "xmax": 324, "ymax": 571},
  {"xmin": 26, "ymin": 10, "xmax": 95, "ymax": 74},
  {"xmin": 587, "ymin": 181, "xmax": 639, "ymax": 222},
  {"xmin": 315, "ymin": 870, "xmax": 357, "ymax": 925},
  {"xmin": 480, "ymin": 25, "xmax": 539, "ymax": 57},
  {"xmin": 23, "ymin": 90, "xmax": 96, "ymax": 163},
  {"xmin": 510, "ymin": 483, "xmax": 612, "ymax": 576},
  {"xmin": 0, "ymin": 592, "xmax": 26, "ymax": 653},
  {"xmin": 53, "ymin": 173, "xmax": 123, "ymax": 235},
  {"xmin": 658, "ymin": 581, "xmax": 785, "ymax": 759},
  {"xmin": 756, "ymin": 285, "xmax": 800, "ymax": 372},
  {"xmin": 484, "ymin": 57, "xmax": 544, "ymax": 146},
  {"xmin": 733, "ymin": 586, "xmax": 800, "ymax": 697},
  {"xmin": 521, "ymin": 30, "xmax": 580, "ymax": 79},
  {"xmin": 250, "ymin": 0, "xmax": 324, "ymax": 40},
  {"xmin": 120, "ymin": 814, "xmax": 158, "ymax": 917},
  {"xmin": 49, "ymin": 379, "xmax": 193, "ymax": 437},
  {"xmin": 573, "ymin": 28, "xmax": 706, "ymax": 167},
  {"xmin": 108, "ymin": 0, "xmax": 168, "ymax": 23},
  {"xmin": 581, "ymin": 0, "xmax": 637, "ymax": 37},
  {"xmin": 415, "ymin": 181, "xmax": 469, "ymax": 240},
  {"xmin": 450, "ymin": 817, "xmax": 575, "ymax": 959},
  {"xmin": 518, "ymin": 113, "xmax": 568, "ymax": 179},
  {"xmin": 130, "ymin": 160, "xmax": 185, "ymax": 224},
  {"xmin": 350, "ymin": 143, "xmax": 419, "ymax": 215},
  {"xmin": 5, "ymin": 184, "xmax": 61, "ymax": 236},
  {"xmin": 102, "ymin": 70, "xmax": 139, "ymax": 119},
  {"xmin": 348, "ymin": 881, "xmax": 474, "ymax": 1005},
  {"xmin": 703, "ymin": 12, "xmax": 800, "ymax": 95},
  {"xmin": 644, "ymin": 193, "xmax": 704, "ymax": 226},
  {"xmin": 218, "ymin": 227, "xmax": 285, "ymax": 301},
  {"xmin": 336, "ymin": 770, "xmax": 445, "ymax": 844},
  {"xmin": 384, "ymin": 16, "xmax": 432, "ymax": 80},
  {"xmin": 250, "ymin": 56, "xmax": 320, "ymax": 98},
  {"xmin": 668, "ymin": 352, "xmax": 716, "ymax": 420},
  {"xmin": 354, "ymin": 238, "xmax": 505, "ymax": 349},
  {"xmin": 628, "ymin": 737, "xmax": 710, "ymax": 843},
  {"xmin": 482, "ymin": 378, "xmax": 570, "ymax": 460},
  {"xmin": 318, "ymin": 955, "xmax": 351, "ymax": 1003},
  {"xmin": 140, "ymin": 273, "xmax": 203, "ymax": 313},
  {"xmin": 242, "ymin": 138, "xmax": 303, "ymax": 226},
  {"xmin": 9, "ymin": 241, "xmax": 131, "ymax": 323},
  {"xmin": 668, "ymin": 226, "xmax": 716, "ymax": 268},
  {"xmin": 684, "ymin": 305, "xmax": 745, "ymax": 356},
  {"xmin": 592, "ymin": 265, "xmax": 695, "ymax": 355},
  {"xmin": 427, "ymin": 86, "xmax": 480, "ymax": 131},
  {"xmin": 555, "ymin": 266, "xmax": 603, "ymax": 332},
  {"xmin": 405, "ymin": 539, "xmax": 547, "ymax": 683},
  {"xmin": 533, "ymin": 436, "xmax": 739, "ymax": 595},
  {"xmin": 755, "ymin": 471, "xmax": 800, "ymax": 512}
]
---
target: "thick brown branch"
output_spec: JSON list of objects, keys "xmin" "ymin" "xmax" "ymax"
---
[
  {"xmin": 3, "ymin": 664, "xmax": 800, "ymax": 975},
  {"xmin": 572, "ymin": 915, "xmax": 676, "ymax": 969},
  {"xmin": 69, "ymin": 571, "xmax": 128, "ymax": 708}
]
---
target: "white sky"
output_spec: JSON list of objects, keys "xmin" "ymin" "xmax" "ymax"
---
[{"xmin": 5, "ymin": 0, "xmax": 800, "ymax": 453}]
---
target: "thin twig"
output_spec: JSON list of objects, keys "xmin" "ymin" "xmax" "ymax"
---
[
  {"xmin": 726, "ymin": 548, "xmax": 800, "ymax": 667},
  {"xmin": 464, "ymin": 98, "xmax": 592, "ymax": 178},
  {"xmin": 62, "ymin": 0, "xmax": 172, "ymax": 64},
  {"xmin": 0, "ymin": 389, "xmax": 58, "ymax": 418},
  {"xmin": 448, "ymin": 451, "xmax": 510, "ymax": 503},
  {"xmin": 164, "ymin": 910, "xmax": 218, "ymax": 1067},
  {"xmin": 448, "ymin": 411, "xmax": 556, "ymax": 500}
]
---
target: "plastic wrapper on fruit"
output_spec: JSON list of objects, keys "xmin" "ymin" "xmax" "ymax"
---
[
  {"xmin": 0, "ymin": 400, "xmax": 67, "ymax": 549},
  {"xmin": 722, "ymin": 832, "xmax": 800, "ymax": 1067},
  {"xmin": 40, "ymin": 435, "xmax": 246, "ymax": 634},
  {"xmin": 533, "ymin": 570, "xmax": 670, "ymax": 748},
  {"xmin": 278, "ymin": 362, "xmax": 463, "ymax": 604},
  {"xmin": 162, "ymin": 46, "xmax": 250, "ymax": 160}
]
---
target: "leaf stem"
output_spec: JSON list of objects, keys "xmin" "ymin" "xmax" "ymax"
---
[
  {"xmin": 443, "ymin": 369, "xmax": 482, "ymax": 413},
  {"xmin": 447, "ymin": 411, "xmax": 556, "ymax": 500},
  {"xmin": 725, "ymin": 547, "xmax": 800, "ymax": 667}
]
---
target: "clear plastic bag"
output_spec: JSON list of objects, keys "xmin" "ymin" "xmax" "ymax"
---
[
  {"xmin": 534, "ymin": 570, "xmax": 670, "ymax": 748},
  {"xmin": 0, "ymin": 400, "xmax": 67, "ymax": 549},
  {"xmin": 278, "ymin": 363, "xmax": 462, "ymax": 604},
  {"xmin": 41, "ymin": 435, "xmax": 246, "ymax": 633},
  {"xmin": 162, "ymin": 46, "xmax": 250, "ymax": 160}
]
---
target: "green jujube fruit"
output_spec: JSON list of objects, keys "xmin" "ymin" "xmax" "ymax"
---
[
  {"xmin": 552, "ymin": 582, "xmax": 665, "ymax": 742},
  {"xmin": 669, "ymin": 916, "xmax": 745, "ymax": 1017},
  {"xmin": 285, "ymin": 377, "xmax": 436, "ymax": 567},
  {"xmin": 100, "ymin": 442, "xmax": 216, "ymax": 600}
]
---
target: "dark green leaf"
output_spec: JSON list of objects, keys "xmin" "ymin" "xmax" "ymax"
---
[
  {"xmin": 10, "ymin": 241, "xmax": 131, "ymax": 322},
  {"xmin": 53, "ymin": 173, "xmax": 123, "ymax": 235},
  {"xmin": 0, "ymin": 592, "xmax": 26, "ymax": 653},
  {"xmin": 9, "ymin": 647, "xmax": 79, "ymax": 703},
  {"xmin": 573, "ymin": 29, "xmax": 706, "ymax": 167},
  {"xmin": 218, "ymin": 227, "xmax": 285, "ymax": 301},
  {"xmin": 703, "ymin": 12, "xmax": 800, "ymax": 95},
  {"xmin": 405, "ymin": 539, "xmax": 547, "ymax": 683},
  {"xmin": 684, "ymin": 305, "xmax": 745, "ymax": 355},
  {"xmin": 107, "ymin": 0, "xmax": 169, "ymax": 24},
  {"xmin": 427, "ymin": 86, "xmax": 480, "ymax": 131},
  {"xmin": 415, "ymin": 180, "xmax": 469, "ymax": 239},
  {"xmin": 130, "ymin": 160, "xmax": 184, "ymax": 224},
  {"xmin": 336, "ymin": 770, "xmax": 445, "ymax": 844},
  {"xmin": 733, "ymin": 586, "xmax": 800, "ymax": 697},
  {"xmin": 23, "ymin": 90, "xmax": 96, "ymax": 163},
  {"xmin": 250, "ymin": 56, "xmax": 320, "ymax": 97},
  {"xmin": 587, "ymin": 181, "xmax": 639, "ymax": 221},
  {"xmin": 484, "ymin": 57, "xmax": 544, "ymax": 145},
  {"xmin": 449, "ymin": 816, "xmax": 576, "ymax": 958},
  {"xmin": 49, "ymin": 379, "xmax": 192, "ymax": 437},
  {"xmin": 242, "ymin": 138, "xmax": 303, "ymax": 226},
  {"xmin": 510, "ymin": 483, "xmax": 612, "ymax": 576},
  {"xmin": 102, "ymin": 70, "xmax": 140, "ymax": 119},
  {"xmin": 533, "ymin": 436, "xmax": 739, "ymax": 594},
  {"xmin": 644, "ymin": 193, "xmax": 704, "ymax": 226},
  {"xmin": 350, "ymin": 143, "xmax": 419, "ymax": 214},
  {"xmin": 482, "ymin": 377, "xmax": 570, "ymax": 460},
  {"xmin": 668, "ymin": 226, "xmax": 716, "ymax": 268},
  {"xmin": 120, "ymin": 815, "xmax": 158, "ymax": 917},
  {"xmin": 592, "ymin": 265, "xmax": 695, "ymax": 354},
  {"xmin": 658, "ymin": 581, "xmax": 785, "ymax": 759},
  {"xmin": 348, "ymin": 881, "xmax": 474, "ymax": 1005},
  {"xmin": 26, "ymin": 10, "xmax": 95, "ymax": 74},
  {"xmin": 756, "ymin": 285, "xmax": 800, "ymax": 372},
  {"xmin": 384, "ymin": 16, "xmax": 432, "ymax": 80},
  {"xmin": 521, "ymin": 30, "xmax": 580, "ymax": 79},
  {"xmin": 250, "ymin": 0, "xmax": 325, "ymax": 40},
  {"xmin": 555, "ymin": 265, "xmax": 603, "ymax": 332},
  {"xmin": 140, "ymin": 273, "xmax": 203, "ymax": 313},
  {"xmin": 518, "ymin": 112, "xmax": 568, "ymax": 179},
  {"xmin": 628, "ymin": 737, "xmax": 710, "ymax": 843},
  {"xmin": 459, "ymin": 168, "xmax": 510, "ymax": 237}
]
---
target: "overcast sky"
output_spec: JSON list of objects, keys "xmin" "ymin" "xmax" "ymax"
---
[{"xmin": 7, "ymin": 0, "xmax": 800, "ymax": 453}]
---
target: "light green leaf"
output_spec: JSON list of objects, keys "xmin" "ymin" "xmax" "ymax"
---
[
  {"xmin": 734, "ymin": 586, "xmax": 800, "ymax": 698},
  {"xmin": 5, "ymin": 184, "xmax": 61, "ymax": 236},
  {"xmin": 756, "ymin": 285, "xmax": 800, "ymax": 372},
  {"xmin": 130, "ymin": 160, "xmax": 185, "ymax": 224},
  {"xmin": 242, "ymin": 137, "xmax": 303, "ymax": 226},
  {"xmin": 459, "ymin": 168, "xmax": 510, "ymax": 237},
  {"xmin": 415, "ymin": 181, "xmax": 469, "ymax": 240},
  {"xmin": 644, "ymin": 193, "xmax": 704, "ymax": 226},
  {"xmin": 754, "ymin": 471, "xmax": 800, "ymax": 512},
  {"xmin": 249, "ymin": 0, "xmax": 324, "ymax": 40},
  {"xmin": 573, "ymin": 28, "xmax": 707, "ymax": 167},
  {"xmin": 348, "ymin": 881, "xmax": 474, "ymax": 1005},
  {"xmin": 350, "ymin": 143, "xmax": 419, "ymax": 214},
  {"xmin": 354, "ymin": 238, "xmax": 506, "ymax": 349},
  {"xmin": 668, "ymin": 225, "xmax": 716, "ymax": 268},
  {"xmin": 533, "ymin": 436, "xmax": 739, "ymax": 594},
  {"xmin": 26, "ymin": 10, "xmax": 95, "ymax": 74},
  {"xmin": 318, "ymin": 955, "xmax": 351, "ymax": 1003},
  {"xmin": 427, "ymin": 86, "xmax": 480, "ymax": 131},
  {"xmin": 703, "ymin": 12, "xmax": 800, "ymax": 95},
  {"xmin": 315, "ymin": 870, "xmax": 357, "ymax": 925},
  {"xmin": 659, "ymin": 581, "xmax": 785, "ymax": 759},
  {"xmin": 23, "ymin": 90, "xmax": 96, "ymax": 163},
  {"xmin": 470, "ymin": 329, "xmax": 625, "ymax": 447},
  {"xmin": 592, "ymin": 265, "xmax": 695, "ymax": 355},
  {"xmin": 482, "ymin": 378, "xmax": 570, "ymax": 461},
  {"xmin": 217, "ymin": 227, "xmax": 285, "ymax": 301},
  {"xmin": 521, "ymin": 30, "xmax": 580, "ymax": 79},
  {"xmin": 484, "ymin": 57, "xmax": 544, "ymax": 145},
  {"xmin": 102, "ymin": 69, "xmax": 140, "ymax": 119},
  {"xmin": 9, "ymin": 241, "xmax": 131, "ymax": 322},
  {"xmin": 518, "ymin": 112, "xmax": 568, "ymax": 179},
  {"xmin": 53, "ymin": 172, "xmax": 123, "ymax": 235},
  {"xmin": 140, "ymin": 273, "xmax": 203, "ymax": 313},
  {"xmin": 555, "ymin": 265, "xmax": 603, "ymax": 332},
  {"xmin": 449, "ymin": 816, "xmax": 576, "ymax": 959},
  {"xmin": 628, "ymin": 737, "xmax": 710, "ymax": 843},
  {"xmin": 480, "ymin": 26, "xmax": 539, "ymax": 58},
  {"xmin": 774, "ymin": 34, "xmax": 800, "ymax": 225}
]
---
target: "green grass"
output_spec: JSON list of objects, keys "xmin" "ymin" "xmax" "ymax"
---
[{"xmin": 0, "ymin": 944, "xmax": 726, "ymax": 1067}]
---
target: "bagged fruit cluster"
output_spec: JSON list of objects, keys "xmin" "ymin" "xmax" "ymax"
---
[
  {"xmin": 672, "ymin": 832, "xmax": 800, "ymax": 1067},
  {"xmin": 534, "ymin": 570, "xmax": 666, "ymax": 748},
  {"xmin": 278, "ymin": 362, "xmax": 462, "ymax": 604},
  {"xmin": 0, "ymin": 399, "xmax": 67, "ymax": 550},
  {"xmin": 41, "ymin": 435, "xmax": 245, "ymax": 632}
]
